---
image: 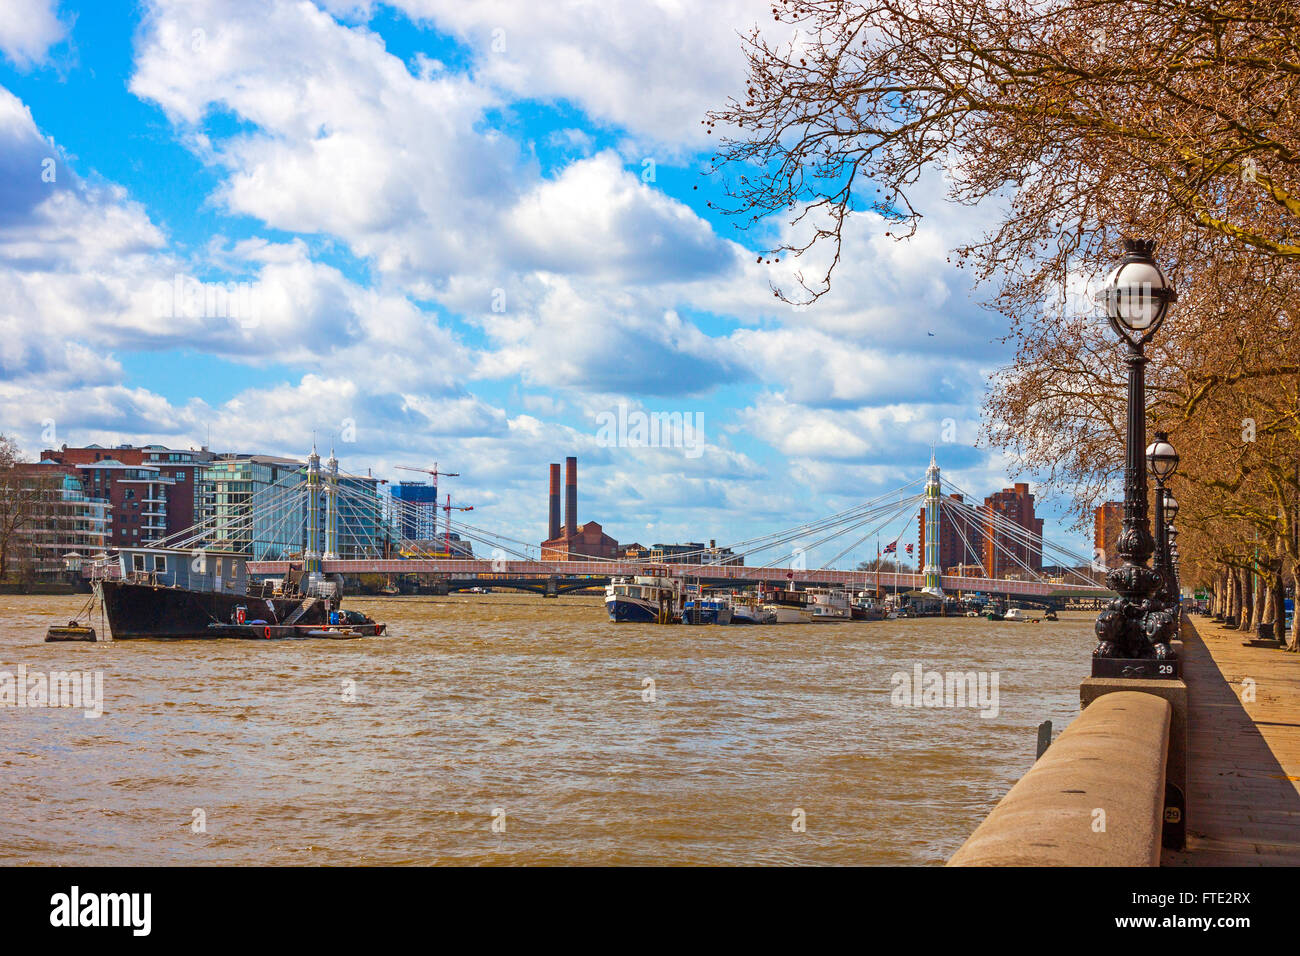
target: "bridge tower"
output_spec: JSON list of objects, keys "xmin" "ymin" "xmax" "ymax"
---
[
  {"xmin": 305, "ymin": 444, "xmax": 321, "ymax": 574},
  {"xmin": 324, "ymin": 446, "xmax": 339, "ymax": 560},
  {"xmin": 922, "ymin": 452, "xmax": 944, "ymax": 598}
]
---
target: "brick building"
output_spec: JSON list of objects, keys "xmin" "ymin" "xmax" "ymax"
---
[
  {"xmin": 41, "ymin": 444, "xmax": 214, "ymax": 546},
  {"xmin": 982, "ymin": 483, "xmax": 1044, "ymax": 578},
  {"xmin": 539, "ymin": 456, "xmax": 621, "ymax": 560},
  {"xmin": 917, "ymin": 492, "xmax": 986, "ymax": 574},
  {"xmin": 1093, "ymin": 501, "xmax": 1124, "ymax": 572}
]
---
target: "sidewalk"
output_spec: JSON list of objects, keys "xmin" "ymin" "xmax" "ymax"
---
[{"xmin": 1163, "ymin": 617, "xmax": 1300, "ymax": 865}]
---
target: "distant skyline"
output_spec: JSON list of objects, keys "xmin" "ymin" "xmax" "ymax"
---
[{"xmin": 0, "ymin": 0, "xmax": 1095, "ymax": 565}]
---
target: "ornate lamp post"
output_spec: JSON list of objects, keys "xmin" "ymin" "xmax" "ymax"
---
[
  {"xmin": 1146, "ymin": 433, "xmax": 1179, "ymax": 607},
  {"xmin": 1165, "ymin": 494, "xmax": 1180, "ymax": 604},
  {"xmin": 1092, "ymin": 239, "xmax": 1180, "ymax": 678}
]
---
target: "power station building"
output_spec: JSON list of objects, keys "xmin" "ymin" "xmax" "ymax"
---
[{"xmin": 539, "ymin": 456, "xmax": 620, "ymax": 560}]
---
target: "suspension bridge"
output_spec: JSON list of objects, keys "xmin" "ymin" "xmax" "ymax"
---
[{"xmin": 145, "ymin": 448, "xmax": 1114, "ymax": 604}]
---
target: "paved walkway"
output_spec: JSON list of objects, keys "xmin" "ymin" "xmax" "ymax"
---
[{"xmin": 1163, "ymin": 617, "xmax": 1300, "ymax": 865}]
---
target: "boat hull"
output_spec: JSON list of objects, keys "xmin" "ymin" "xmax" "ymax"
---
[
  {"xmin": 606, "ymin": 596, "xmax": 660, "ymax": 623},
  {"xmin": 765, "ymin": 605, "xmax": 809, "ymax": 624},
  {"xmin": 681, "ymin": 603, "xmax": 733, "ymax": 625},
  {"xmin": 99, "ymin": 579, "xmax": 329, "ymax": 639},
  {"xmin": 810, "ymin": 609, "xmax": 852, "ymax": 623},
  {"xmin": 731, "ymin": 604, "xmax": 775, "ymax": 625}
]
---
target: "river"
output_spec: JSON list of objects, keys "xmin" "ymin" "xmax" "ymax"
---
[{"xmin": 0, "ymin": 594, "xmax": 1096, "ymax": 865}]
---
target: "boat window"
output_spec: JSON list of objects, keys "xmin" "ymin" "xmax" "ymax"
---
[
  {"xmin": 132, "ymin": 554, "xmax": 145, "ymax": 572},
  {"xmin": 153, "ymin": 555, "xmax": 167, "ymax": 573}
]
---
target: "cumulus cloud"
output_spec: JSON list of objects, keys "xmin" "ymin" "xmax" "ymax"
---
[
  {"xmin": 381, "ymin": 0, "xmax": 770, "ymax": 149},
  {"xmin": 0, "ymin": 0, "xmax": 67, "ymax": 69},
  {"xmin": 0, "ymin": 1, "xmax": 1089, "ymax": 554}
]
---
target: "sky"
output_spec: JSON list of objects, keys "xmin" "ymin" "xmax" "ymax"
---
[{"xmin": 0, "ymin": 0, "xmax": 1095, "ymax": 567}]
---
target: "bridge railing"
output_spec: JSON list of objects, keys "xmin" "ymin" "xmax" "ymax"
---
[{"xmin": 245, "ymin": 558, "xmax": 1107, "ymax": 595}]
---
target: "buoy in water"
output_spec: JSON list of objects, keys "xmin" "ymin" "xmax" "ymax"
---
[{"xmin": 46, "ymin": 621, "xmax": 98, "ymax": 642}]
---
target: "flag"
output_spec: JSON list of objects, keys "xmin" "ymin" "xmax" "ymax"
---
[
  {"xmin": 906, "ymin": 543, "xmax": 914, "ymax": 555},
  {"xmin": 883, "ymin": 542, "xmax": 897, "ymax": 554}
]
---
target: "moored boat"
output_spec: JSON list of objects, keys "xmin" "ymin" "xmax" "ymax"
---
[
  {"xmin": 1004, "ymin": 606, "xmax": 1043, "ymax": 622},
  {"xmin": 94, "ymin": 547, "xmax": 341, "ymax": 640},
  {"xmin": 806, "ymin": 587, "xmax": 853, "ymax": 622},
  {"xmin": 763, "ymin": 587, "xmax": 811, "ymax": 624},
  {"xmin": 605, "ymin": 574, "xmax": 678, "ymax": 623},
  {"xmin": 681, "ymin": 598, "xmax": 733, "ymax": 625},
  {"xmin": 730, "ymin": 597, "xmax": 776, "ymax": 625},
  {"xmin": 852, "ymin": 591, "xmax": 887, "ymax": 621}
]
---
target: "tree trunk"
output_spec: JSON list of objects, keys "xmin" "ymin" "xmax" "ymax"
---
[
  {"xmin": 1254, "ymin": 564, "xmax": 1267, "ymax": 632},
  {"xmin": 1263, "ymin": 570, "xmax": 1275, "ymax": 627},
  {"xmin": 1240, "ymin": 567, "xmax": 1254, "ymax": 631}
]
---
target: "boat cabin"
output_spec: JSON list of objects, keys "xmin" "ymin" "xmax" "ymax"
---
[{"xmin": 113, "ymin": 546, "xmax": 250, "ymax": 594}]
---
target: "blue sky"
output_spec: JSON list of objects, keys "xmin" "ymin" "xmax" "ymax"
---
[{"xmin": 0, "ymin": 0, "xmax": 1096, "ymax": 566}]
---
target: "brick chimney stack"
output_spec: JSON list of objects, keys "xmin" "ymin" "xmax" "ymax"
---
[
  {"xmin": 564, "ymin": 456, "xmax": 578, "ymax": 536},
  {"xmin": 548, "ymin": 463, "xmax": 561, "ymax": 541}
]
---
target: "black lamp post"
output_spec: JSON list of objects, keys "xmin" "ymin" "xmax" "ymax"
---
[
  {"xmin": 1164, "ymin": 494, "xmax": 1180, "ymax": 605},
  {"xmin": 1147, "ymin": 433, "xmax": 1179, "ymax": 608},
  {"xmin": 1092, "ymin": 239, "xmax": 1181, "ymax": 677}
]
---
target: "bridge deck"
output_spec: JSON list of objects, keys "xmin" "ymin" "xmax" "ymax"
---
[
  {"xmin": 245, "ymin": 558, "xmax": 1106, "ymax": 598},
  {"xmin": 1163, "ymin": 618, "xmax": 1300, "ymax": 866}
]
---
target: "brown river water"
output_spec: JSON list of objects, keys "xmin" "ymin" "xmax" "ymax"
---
[{"xmin": 0, "ymin": 594, "xmax": 1097, "ymax": 866}]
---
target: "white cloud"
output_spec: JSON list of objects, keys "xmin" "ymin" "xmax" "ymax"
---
[
  {"xmin": 0, "ymin": 3, "xmax": 1096, "ymax": 555},
  {"xmin": 383, "ymin": 0, "xmax": 770, "ymax": 149},
  {"xmin": 0, "ymin": 0, "xmax": 66, "ymax": 69}
]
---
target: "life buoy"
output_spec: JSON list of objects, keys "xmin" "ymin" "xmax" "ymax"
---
[
  {"xmin": 264, "ymin": 626, "xmax": 272, "ymax": 640},
  {"xmin": 236, "ymin": 607, "xmax": 246, "ymax": 625}
]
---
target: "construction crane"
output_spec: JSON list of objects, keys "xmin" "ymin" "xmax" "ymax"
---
[
  {"xmin": 394, "ymin": 463, "xmax": 458, "ymax": 544},
  {"xmin": 395, "ymin": 462, "xmax": 460, "ymax": 483},
  {"xmin": 441, "ymin": 493, "xmax": 473, "ymax": 558}
]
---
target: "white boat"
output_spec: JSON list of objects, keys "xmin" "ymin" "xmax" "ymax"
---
[
  {"xmin": 764, "ymin": 603, "xmax": 811, "ymax": 624},
  {"xmin": 1003, "ymin": 607, "xmax": 1042, "ymax": 622},
  {"xmin": 605, "ymin": 575, "xmax": 679, "ymax": 623},
  {"xmin": 764, "ymin": 587, "xmax": 811, "ymax": 624},
  {"xmin": 806, "ymin": 587, "xmax": 852, "ymax": 623},
  {"xmin": 730, "ymin": 598, "xmax": 776, "ymax": 625}
]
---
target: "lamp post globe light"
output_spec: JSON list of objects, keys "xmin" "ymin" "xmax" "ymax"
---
[
  {"xmin": 1092, "ymin": 239, "xmax": 1180, "ymax": 678},
  {"xmin": 1147, "ymin": 434, "xmax": 1179, "ymax": 609}
]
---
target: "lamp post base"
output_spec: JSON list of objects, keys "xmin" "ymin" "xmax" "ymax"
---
[{"xmin": 1091, "ymin": 656, "xmax": 1180, "ymax": 680}]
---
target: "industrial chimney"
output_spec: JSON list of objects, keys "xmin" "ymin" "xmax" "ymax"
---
[
  {"xmin": 564, "ymin": 456, "xmax": 578, "ymax": 536},
  {"xmin": 548, "ymin": 463, "xmax": 561, "ymax": 541}
]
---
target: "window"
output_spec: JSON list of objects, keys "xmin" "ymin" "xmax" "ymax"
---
[
  {"xmin": 132, "ymin": 554, "xmax": 145, "ymax": 571},
  {"xmin": 153, "ymin": 555, "xmax": 167, "ymax": 573}
]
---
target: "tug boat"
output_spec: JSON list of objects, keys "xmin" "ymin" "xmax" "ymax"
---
[
  {"xmin": 851, "ymin": 592, "xmax": 887, "ymax": 621},
  {"xmin": 763, "ymin": 587, "xmax": 811, "ymax": 624},
  {"xmin": 730, "ymin": 596, "xmax": 777, "ymax": 625},
  {"xmin": 680, "ymin": 597, "xmax": 733, "ymax": 625},
  {"xmin": 92, "ymin": 547, "xmax": 345, "ymax": 639},
  {"xmin": 605, "ymin": 574, "xmax": 679, "ymax": 623},
  {"xmin": 806, "ymin": 587, "xmax": 853, "ymax": 623}
]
